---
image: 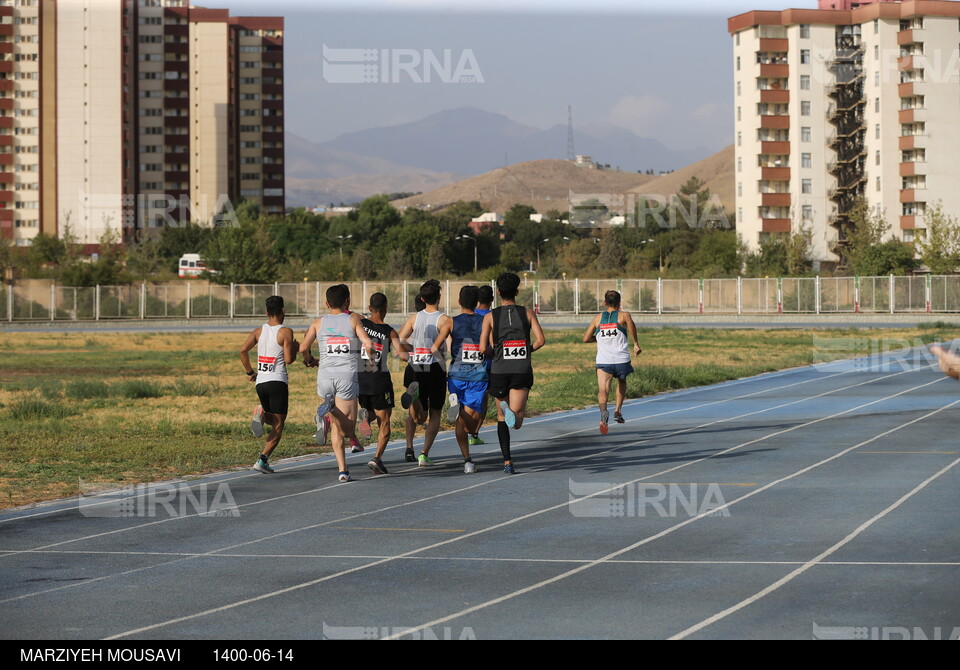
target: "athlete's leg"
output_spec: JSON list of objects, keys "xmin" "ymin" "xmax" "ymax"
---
[
  {"xmin": 328, "ymin": 396, "xmax": 357, "ymax": 474},
  {"xmin": 596, "ymin": 368, "xmax": 613, "ymax": 414},
  {"xmin": 262, "ymin": 412, "xmax": 285, "ymax": 458},
  {"xmin": 507, "ymin": 387, "xmax": 530, "ymax": 429},
  {"xmin": 457, "ymin": 405, "xmax": 482, "ymax": 460},
  {"xmin": 931, "ymin": 345, "xmax": 960, "ymax": 380},
  {"xmin": 421, "ymin": 407, "xmax": 442, "ymax": 456},
  {"xmin": 615, "ymin": 377, "xmax": 627, "ymax": 414},
  {"xmin": 373, "ymin": 408, "xmax": 391, "ymax": 460}
]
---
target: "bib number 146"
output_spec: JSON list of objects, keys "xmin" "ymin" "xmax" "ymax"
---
[{"xmin": 502, "ymin": 340, "xmax": 527, "ymax": 360}]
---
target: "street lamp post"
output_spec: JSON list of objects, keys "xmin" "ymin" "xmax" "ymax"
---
[
  {"xmin": 460, "ymin": 234, "xmax": 478, "ymax": 274},
  {"xmin": 336, "ymin": 234, "xmax": 353, "ymax": 260}
]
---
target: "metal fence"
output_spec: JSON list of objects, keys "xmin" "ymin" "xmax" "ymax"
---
[{"xmin": 4, "ymin": 275, "xmax": 960, "ymax": 322}]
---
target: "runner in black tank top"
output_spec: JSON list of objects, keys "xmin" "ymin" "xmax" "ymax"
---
[{"xmin": 480, "ymin": 272, "xmax": 546, "ymax": 474}]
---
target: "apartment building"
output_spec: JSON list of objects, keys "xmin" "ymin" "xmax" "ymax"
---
[
  {"xmin": 730, "ymin": 0, "xmax": 960, "ymax": 267},
  {"xmin": 0, "ymin": 0, "xmax": 284, "ymax": 247}
]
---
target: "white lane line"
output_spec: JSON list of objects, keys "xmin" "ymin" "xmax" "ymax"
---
[
  {"xmin": 384, "ymin": 393, "xmax": 960, "ymax": 640},
  {"xmin": 0, "ymin": 353, "xmax": 889, "ymax": 552},
  {"xmin": 671, "ymin": 452, "xmax": 960, "ymax": 639},
  {"xmin": 0, "ymin": 351, "xmax": 863, "ymax": 525},
  {"xmin": 103, "ymin": 377, "xmax": 949, "ymax": 640}
]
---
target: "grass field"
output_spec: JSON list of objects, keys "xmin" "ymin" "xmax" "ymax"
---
[{"xmin": 0, "ymin": 324, "xmax": 956, "ymax": 509}]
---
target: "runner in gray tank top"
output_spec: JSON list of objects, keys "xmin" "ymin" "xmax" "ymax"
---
[{"xmin": 300, "ymin": 284, "xmax": 375, "ymax": 483}]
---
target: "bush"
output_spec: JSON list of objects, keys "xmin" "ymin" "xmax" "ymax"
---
[
  {"xmin": 114, "ymin": 380, "xmax": 163, "ymax": 399},
  {"xmin": 7, "ymin": 397, "xmax": 76, "ymax": 421},
  {"xmin": 66, "ymin": 380, "xmax": 111, "ymax": 400}
]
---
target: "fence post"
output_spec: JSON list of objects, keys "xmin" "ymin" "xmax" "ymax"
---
[
  {"xmin": 95, "ymin": 285, "xmax": 100, "ymax": 321},
  {"xmin": 815, "ymin": 276, "xmax": 821, "ymax": 314},
  {"xmin": 229, "ymin": 283, "xmax": 235, "ymax": 319},
  {"xmin": 315, "ymin": 281, "xmax": 320, "ymax": 317},
  {"xmin": 925, "ymin": 274, "xmax": 932, "ymax": 313},
  {"xmin": 534, "ymin": 280, "xmax": 540, "ymax": 313},
  {"xmin": 445, "ymin": 280, "xmax": 451, "ymax": 315},
  {"xmin": 777, "ymin": 277, "xmax": 783, "ymax": 314},
  {"xmin": 7, "ymin": 282, "xmax": 12, "ymax": 321},
  {"xmin": 657, "ymin": 278, "xmax": 663, "ymax": 315},
  {"xmin": 737, "ymin": 276, "xmax": 742, "ymax": 315},
  {"xmin": 403, "ymin": 280, "xmax": 408, "ymax": 314},
  {"xmin": 889, "ymin": 275, "xmax": 895, "ymax": 314},
  {"xmin": 140, "ymin": 283, "xmax": 146, "ymax": 320},
  {"xmin": 574, "ymin": 278, "xmax": 580, "ymax": 315},
  {"xmin": 698, "ymin": 278, "xmax": 703, "ymax": 315},
  {"xmin": 273, "ymin": 281, "xmax": 279, "ymax": 297},
  {"xmin": 50, "ymin": 283, "xmax": 55, "ymax": 321},
  {"xmin": 362, "ymin": 280, "xmax": 367, "ymax": 311},
  {"xmin": 854, "ymin": 275, "xmax": 860, "ymax": 314},
  {"xmin": 186, "ymin": 281, "xmax": 191, "ymax": 319}
]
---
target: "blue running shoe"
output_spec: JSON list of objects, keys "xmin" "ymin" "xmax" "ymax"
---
[{"xmin": 500, "ymin": 401, "xmax": 516, "ymax": 429}]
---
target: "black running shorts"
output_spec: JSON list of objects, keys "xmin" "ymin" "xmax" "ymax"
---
[
  {"xmin": 487, "ymin": 372, "xmax": 534, "ymax": 399},
  {"xmin": 403, "ymin": 362, "xmax": 447, "ymax": 410},
  {"xmin": 358, "ymin": 388, "xmax": 395, "ymax": 412},
  {"xmin": 256, "ymin": 380, "xmax": 289, "ymax": 415}
]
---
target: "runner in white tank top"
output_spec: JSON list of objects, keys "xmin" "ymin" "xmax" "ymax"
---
[
  {"xmin": 239, "ymin": 296, "xmax": 299, "ymax": 474},
  {"xmin": 583, "ymin": 290, "xmax": 642, "ymax": 436}
]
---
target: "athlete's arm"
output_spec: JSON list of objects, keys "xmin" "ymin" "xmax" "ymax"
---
[
  {"xmin": 621, "ymin": 311, "xmax": 642, "ymax": 356},
  {"xmin": 582, "ymin": 314, "xmax": 600, "ymax": 343},
  {"xmin": 431, "ymin": 316, "xmax": 453, "ymax": 357},
  {"xmin": 397, "ymin": 314, "xmax": 416, "ymax": 346},
  {"xmin": 299, "ymin": 320, "xmax": 319, "ymax": 367},
  {"xmin": 279, "ymin": 326, "xmax": 299, "ymax": 365},
  {"xmin": 389, "ymin": 328, "xmax": 409, "ymax": 361},
  {"xmin": 351, "ymin": 313, "xmax": 376, "ymax": 364},
  {"xmin": 480, "ymin": 312, "xmax": 494, "ymax": 356},
  {"xmin": 239, "ymin": 327, "xmax": 261, "ymax": 382},
  {"xmin": 527, "ymin": 308, "xmax": 546, "ymax": 352}
]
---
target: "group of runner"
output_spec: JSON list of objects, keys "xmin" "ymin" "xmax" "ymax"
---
[{"xmin": 239, "ymin": 272, "xmax": 549, "ymax": 483}]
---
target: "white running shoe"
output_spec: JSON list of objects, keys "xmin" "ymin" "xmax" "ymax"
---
[
  {"xmin": 464, "ymin": 461, "xmax": 476, "ymax": 474},
  {"xmin": 446, "ymin": 393, "xmax": 460, "ymax": 423},
  {"xmin": 250, "ymin": 405, "xmax": 265, "ymax": 438},
  {"xmin": 315, "ymin": 399, "xmax": 332, "ymax": 445}
]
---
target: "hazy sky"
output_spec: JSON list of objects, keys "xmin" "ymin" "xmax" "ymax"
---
[{"xmin": 227, "ymin": 0, "xmax": 810, "ymax": 153}]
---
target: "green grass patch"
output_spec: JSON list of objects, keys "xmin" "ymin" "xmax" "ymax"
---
[
  {"xmin": 113, "ymin": 380, "xmax": 163, "ymax": 399},
  {"xmin": 7, "ymin": 397, "xmax": 77, "ymax": 421},
  {"xmin": 66, "ymin": 380, "xmax": 111, "ymax": 400}
]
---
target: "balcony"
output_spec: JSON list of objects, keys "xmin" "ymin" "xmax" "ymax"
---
[
  {"xmin": 0, "ymin": 98, "xmax": 10, "ymax": 110},
  {"xmin": 761, "ymin": 141, "xmax": 790, "ymax": 155},
  {"xmin": 898, "ymin": 55, "xmax": 916, "ymax": 71},
  {"xmin": 760, "ymin": 115, "xmax": 790, "ymax": 130},
  {"xmin": 0, "ymin": 25, "xmax": 12, "ymax": 38},
  {"xmin": 0, "ymin": 7, "xmax": 12, "ymax": 17},
  {"xmin": 899, "ymin": 135, "xmax": 927, "ymax": 150},
  {"xmin": 761, "ymin": 218, "xmax": 791, "ymax": 233},
  {"xmin": 0, "ymin": 116, "xmax": 12, "ymax": 128},
  {"xmin": 759, "ymin": 64, "xmax": 789, "ymax": 78},
  {"xmin": 900, "ymin": 189, "xmax": 925, "ymax": 203},
  {"xmin": 759, "ymin": 89, "xmax": 789, "ymax": 104},
  {"xmin": 900, "ymin": 215, "xmax": 917, "ymax": 229},
  {"xmin": 759, "ymin": 38, "xmax": 789, "ymax": 53},
  {"xmin": 761, "ymin": 167, "xmax": 791, "ymax": 181},
  {"xmin": 165, "ymin": 25, "xmax": 189, "ymax": 38},
  {"xmin": 761, "ymin": 193, "xmax": 791, "ymax": 207},
  {"xmin": 0, "ymin": 43, "xmax": 12, "ymax": 55},
  {"xmin": 0, "ymin": 61, "xmax": 12, "ymax": 73},
  {"xmin": 899, "ymin": 162, "xmax": 924, "ymax": 177},
  {"xmin": 898, "ymin": 83, "xmax": 916, "ymax": 97},
  {"xmin": 898, "ymin": 108, "xmax": 925, "ymax": 124},
  {"xmin": 897, "ymin": 30, "xmax": 918, "ymax": 46},
  {"xmin": 0, "ymin": 80, "xmax": 12, "ymax": 91}
]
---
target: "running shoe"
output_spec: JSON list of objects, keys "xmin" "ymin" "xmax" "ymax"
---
[
  {"xmin": 357, "ymin": 408, "xmax": 372, "ymax": 441},
  {"xmin": 464, "ymin": 460, "xmax": 476, "ymax": 474},
  {"xmin": 600, "ymin": 409, "xmax": 609, "ymax": 436},
  {"xmin": 314, "ymin": 399, "xmax": 332, "ymax": 445},
  {"xmin": 614, "ymin": 411, "xmax": 625, "ymax": 424},
  {"xmin": 368, "ymin": 457, "xmax": 389, "ymax": 475},
  {"xmin": 400, "ymin": 381, "xmax": 420, "ymax": 410},
  {"xmin": 405, "ymin": 448, "xmax": 416, "ymax": 462},
  {"xmin": 252, "ymin": 457, "xmax": 274, "ymax": 474},
  {"xmin": 500, "ymin": 401, "xmax": 517, "ymax": 429},
  {"xmin": 250, "ymin": 405, "xmax": 265, "ymax": 438},
  {"xmin": 503, "ymin": 463, "xmax": 515, "ymax": 475},
  {"xmin": 468, "ymin": 434, "xmax": 484, "ymax": 446},
  {"xmin": 338, "ymin": 471, "xmax": 352, "ymax": 483},
  {"xmin": 446, "ymin": 393, "xmax": 460, "ymax": 423},
  {"xmin": 418, "ymin": 453, "xmax": 434, "ymax": 467},
  {"xmin": 350, "ymin": 437, "xmax": 364, "ymax": 453}
]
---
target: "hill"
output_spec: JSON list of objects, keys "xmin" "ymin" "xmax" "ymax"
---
[
  {"xmin": 392, "ymin": 159, "xmax": 657, "ymax": 214},
  {"xmin": 626, "ymin": 145, "xmax": 735, "ymax": 215}
]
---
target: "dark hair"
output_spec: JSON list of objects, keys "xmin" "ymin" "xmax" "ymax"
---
[
  {"xmin": 496, "ymin": 272, "xmax": 521, "ymax": 300},
  {"xmin": 459, "ymin": 285, "xmax": 480, "ymax": 310},
  {"xmin": 604, "ymin": 290, "xmax": 621, "ymax": 308},
  {"xmin": 369, "ymin": 292, "xmax": 388, "ymax": 314},
  {"xmin": 265, "ymin": 295, "xmax": 284, "ymax": 317},
  {"xmin": 414, "ymin": 294, "xmax": 426, "ymax": 312},
  {"xmin": 477, "ymin": 285, "xmax": 493, "ymax": 307},
  {"xmin": 420, "ymin": 279, "xmax": 441, "ymax": 305},
  {"xmin": 326, "ymin": 284, "xmax": 350, "ymax": 309}
]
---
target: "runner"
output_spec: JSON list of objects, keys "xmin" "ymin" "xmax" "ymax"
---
[
  {"xmin": 239, "ymin": 295, "xmax": 298, "ymax": 474},
  {"xmin": 469, "ymin": 284, "xmax": 494, "ymax": 446},
  {"xmin": 397, "ymin": 279, "xmax": 450, "ymax": 466},
  {"xmin": 299, "ymin": 284, "xmax": 375, "ymax": 483},
  {"xmin": 480, "ymin": 272, "xmax": 546, "ymax": 474},
  {"xmin": 931, "ymin": 344, "xmax": 960, "ymax": 380},
  {"xmin": 358, "ymin": 292, "xmax": 409, "ymax": 475},
  {"xmin": 583, "ymin": 290, "xmax": 642, "ymax": 435},
  {"xmin": 432, "ymin": 285, "xmax": 487, "ymax": 473}
]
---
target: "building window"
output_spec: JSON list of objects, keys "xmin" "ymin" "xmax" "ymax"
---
[
  {"xmin": 874, "ymin": 19, "xmax": 879, "ymax": 34},
  {"xmin": 737, "ymin": 157, "xmax": 742, "ymax": 173},
  {"xmin": 800, "ymin": 24, "xmax": 810, "ymax": 39},
  {"xmin": 802, "ymin": 205, "xmax": 813, "ymax": 220},
  {"xmin": 802, "ymin": 153, "xmax": 812, "ymax": 168},
  {"xmin": 876, "ymin": 176, "xmax": 881, "ymax": 192},
  {"xmin": 737, "ymin": 131, "xmax": 742, "ymax": 147},
  {"xmin": 801, "ymin": 127, "xmax": 811, "ymax": 142},
  {"xmin": 875, "ymin": 98, "xmax": 880, "ymax": 113},
  {"xmin": 737, "ymin": 106, "xmax": 741, "ymax": 122},
  {"xmin": 876, "ymin": 150, "xmax": 881, "ymax": 166},
  {"xmin": 802, "ymin": 179, "xmax": 812, "ymax": 194},
  {"xmin": 738, "ymin": 182, "xmax": 743, "ymax": 197},
  {"xmin": 875, "ymin": 71, "xmax": 880, "ymax": 85},
  {"xmin": 737, "ymin": 81, "xmax": 741, "ymax": 96},
  {"xmin": 876, "ymin": 124, "xmax": 881, "ymax": 139},
  {"xmin": 800, "ymin": 50, "xmax": 810, "ymax": 65},
  {"xmin": 800, "ymin": 75, "xmax": 810, "ymax": 90},
  {"xmin": 874, "ymin": 45, "xmax": 880, "ymax": 60},
  {"xmin": 736, "ymin": 56, "xmax": 740, "ymax": 72},
  {"xmin": 801, "ymin": 101, "xmax": 811, "ymax": 116}
]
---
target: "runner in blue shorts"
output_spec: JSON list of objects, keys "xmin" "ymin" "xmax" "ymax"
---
[
  {"xmin": 469, "ymin": 285, "xmax": 494, "ymax": 446},
  {"xmin": 433, "ymin": 285, "xmax": 487, "ymax": 473},
  {"xmin": 583, "ymin": 290, "xmax": 642, "ymax": 435}
]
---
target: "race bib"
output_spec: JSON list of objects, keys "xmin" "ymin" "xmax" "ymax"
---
[
  {"xmin": 411, "ymin": 347, "xmax": 434, "ymax": 365},
  {"xmin": 502, "ymin": 340, "xmax": 528, "ymax": 360},
  {"xmin": 257, "ymin": 355, "xmax": 277, "ymax": 373},
  {"xmin": 460, "ymin": 343, "xmax": 483, "ymax": 364},
  {"xmin": 598, "ymin": 323, "xmax": 621, "ymax": 339},
  {"xmin": 361, "ymin": 342, "xmax": 384, "ymax": 363},
  {"xmin": 325, "ymin": 337, "xmax": 351, "ymax": 356}
]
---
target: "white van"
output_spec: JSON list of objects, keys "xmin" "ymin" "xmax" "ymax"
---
[{"xmin": 178, "ymin": 254, "xmax": 211, "ymax": 278}]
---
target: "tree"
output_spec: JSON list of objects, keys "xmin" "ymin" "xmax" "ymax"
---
[
  {"xmin": 786, "ymin": 220, "xmax": 813, "ymax": 277},
  {"xmin": 689, "ymin": 230, "xmax": 741, "ymax": 277},
  {"xmin": 202, "ymin": 223, "xmax": 277, "ymax": 284},
  {"xmin": 675, "ymin": 177, "xmax": 711, "ymax": 230},
  {"xmin": 595, "ymin": 231, "xmax": 626, "ymax": 277},
  {"xmin": 124, "ymin": 238, "xmax": 165, "ymax": 281},
  {"xmin": 854, "ymin": 240, "xmax": 919, "ymax": 276},
  {"xmin": 352, "ymin": 247, "xmax": 377, "ymax": 280},
  {"xmin": 845, "ymin": 198, "xmax": 890, "ymax": 274},
  {"xmin": 916, "ymin": 201, "xmax": 960, "ymax": 274},
  {"xmin": 383, "ymin": 248, "xmax": 413, "ymax": 279}
]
